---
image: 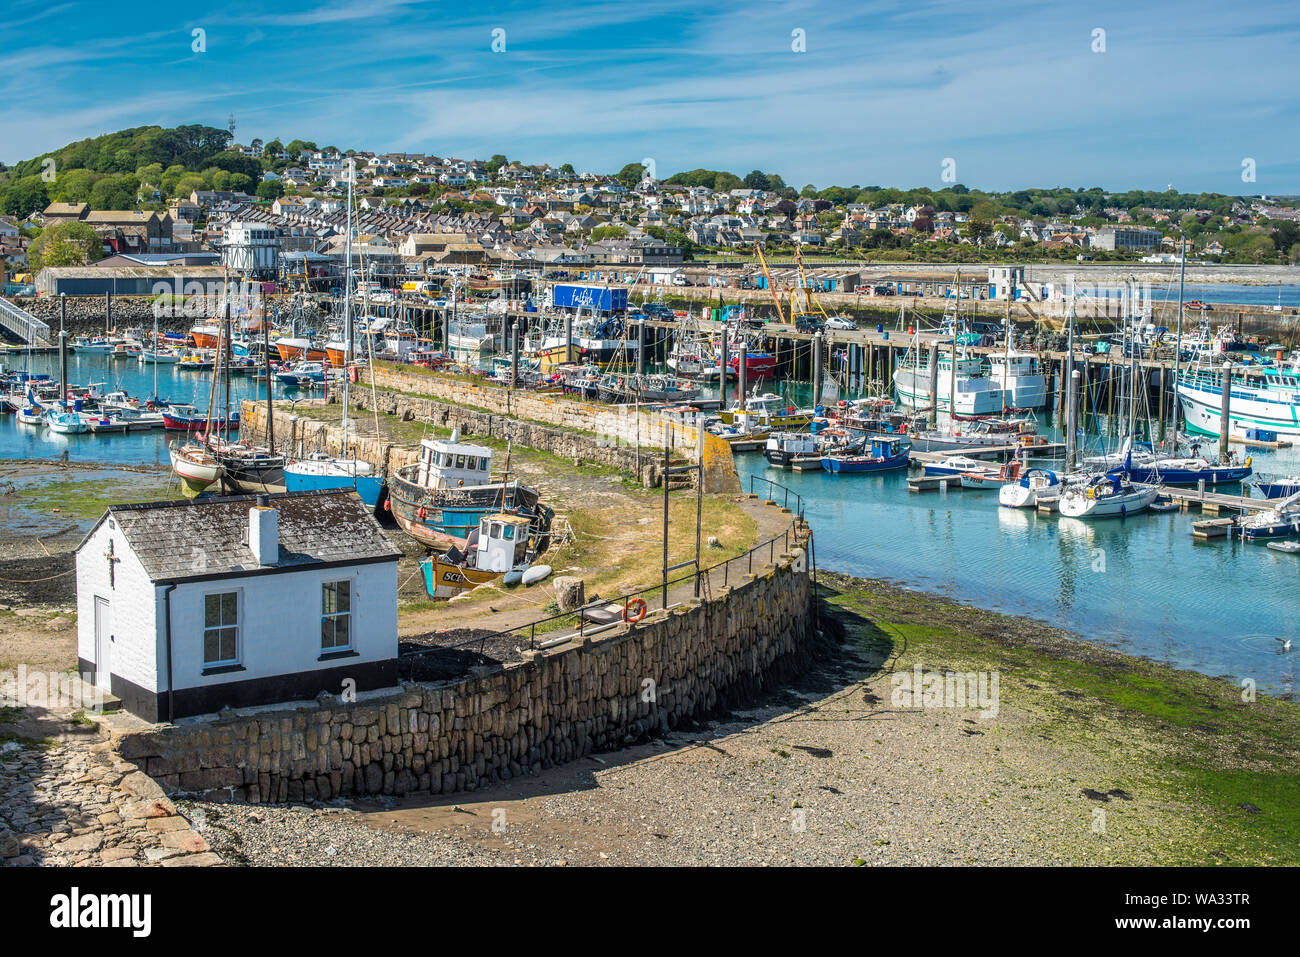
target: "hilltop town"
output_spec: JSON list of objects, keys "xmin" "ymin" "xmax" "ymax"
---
[{"xmin": 2, "ymin": 124, "xmax": 1299, "ymax": 290}]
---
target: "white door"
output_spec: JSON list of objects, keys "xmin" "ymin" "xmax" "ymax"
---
[{"xmin": 94, "ymin": 596, "xmax": 112, "ymax": 691}]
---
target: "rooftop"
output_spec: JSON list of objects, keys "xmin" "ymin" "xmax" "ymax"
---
[{"xmin": 80, "ymin": 490, "xmax": 400, "ymax": 582}]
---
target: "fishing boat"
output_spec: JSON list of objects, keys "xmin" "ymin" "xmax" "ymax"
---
[
  {"xmin": 1176, "ymin": 360, "xmax": 1300, "ymax": 442},
  {"xmin": 162, "ymin": 404, "xmax": 239, "ymax": 431},
  {"xmin": 138, "ymin": 348, "xmax": 181, "ymax": 364},
  {"xmin": 764, "ymin": 432, "xmax": 819, "ymax": 467},
  {"xmin": 597, "ymin": 371, "xmax": 700, "ymax": 404},
  {"xmin": 274, "ymin": 336, "xmax": 328, "ymax": 362},
  {"xmin": 168, "ymin": 441, "xmax": 221, "ymax": 489},
  {"xmin": 1238, "ymin": 491, "xmax": 1300, "ymax": 542},
  {"xmin": 728, "ymin": 349, "xmax": 777, "ymax": 380},
  {"xmin": 189, "ymin": 324, "xmax": 221, "ymax": 349},
  {"xmin": 387, "ymin": 433, "xmax": 551, "ymax": 549},
  {"xmin": 907, "ymin": 417, "xmax": 1044, "ymax": 453},
  {"xmin": 283, "ymin": 453, "xmax": 384, "ymax": 508},
  {"xmin": 274, "ymin": 361, "xmax": 327, "ymax": 387},
  {"xmin": 822, "ymin": 436, "xmax": 910, "ymax": 473},
  {"xmin": 419, "ymin": 513, "xmax": 542, "ymax": 599},
  {"xmin": 70, "ymin": 336, "xmax": 120, "ymax": 355},
  {"xmin": 999, "ymin": 468, "xmax": 1062, "ymax": 508},
  {"xmin": 1058, "ymin": 472, "xmax": 1159, "ymax": 518},
  {"xmin": 893, "ymin": 340, "xmax": 1005, "ymax": 415},
  {"xmin": 177, "ymin": 353, "xmax": 216, "ymax": 371},
  {"xmin": 210, "ymin": 441, "xmax": 286, "ymax": 494},
  {"xmin": 718, "ymin": 392, "xmax": 813, "ymax": 431},
  {"xmin": 45, "ymin": 409, "xmax": 89, "ymax": 434},
  {"xmin": 987, "ymin": 350, "xmax": 1047, "ymax": 410},
  {"xmin": 1255, "ymin": 474, "xmax": 1300, "ymax": 499},
  {"xmin": 84, "ymin": 413, "xmax": 129, "ymax": 434}
]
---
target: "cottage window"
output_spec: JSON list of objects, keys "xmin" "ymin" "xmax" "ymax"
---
[
  {"xmin": 321, "ymin": 580, "xmax": 352, "ymax": 650},
  {"xmin": 203, "ymin": 592, "xmax": 239, "ymax": 665}
]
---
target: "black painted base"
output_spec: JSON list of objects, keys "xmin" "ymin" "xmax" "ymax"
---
[{"xmin": 80, "ymin": 656, "xmax": 399, "ymax": 723}]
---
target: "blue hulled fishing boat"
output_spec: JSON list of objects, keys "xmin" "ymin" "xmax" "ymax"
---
[{"xmin": 822, "ymin": 436, "xmax": 910, "ymax": 473}]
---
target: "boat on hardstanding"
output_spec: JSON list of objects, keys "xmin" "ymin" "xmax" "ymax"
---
[
  {"xmin": 1238, "ymin": 491, "xmax": 1300, "ymax": 541},
  {"xmin": 822, "ymin": 436, "xmax": 910, "ymax": 473},
  {"xmin": 284, "ymin": 453, "xmax": 384, "ymax": 508},
  {"xmin": 168, "ymin": 441, "xmax": 221, "ymax": 487},
  {"xmin": 999, "ymin": 468, "xmax": 1063, "ymax": 508},
  {"xmin": 1058, "ymin": 470, "xmax": 1159, "ymax": 518},
  {"xmin": 387, "ymin": 433, "xmax": 551, "ymax": 549},
  {"xmin": 420, "ymin": 513, "xmax": 546, "ymax": 599}
]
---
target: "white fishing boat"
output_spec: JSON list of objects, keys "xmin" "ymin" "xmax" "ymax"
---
[
  {"xmin": 987, "ymin": 350, "xmax": 1047, "ymax": 409},
  {"xmin": 959, "ymin": 459, "xmax": 1024, "ymax": 489},
  {"xmin": 1176, "ymin": 361, "xmax": 1300, "ymax": 442},
  {"xmin": 893, "ymin": 342, "xmax": 1005, "ymax": 415}
]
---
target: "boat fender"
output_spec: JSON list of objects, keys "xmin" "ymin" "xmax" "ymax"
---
[
  {"xmin": 348, "ymin": 365, "xmax": 358, "ymax": 383},
  {"xmin": 1086, "ymin": 487, "xmax": 1095, "ymax": 499},
  {"xmin": 417, "ymin": 505, "xmax": 427, "ymax": 519},
  {"xmin": 1246, "ymin": 456, "xmax": 1253, "ymax": 467},
  {"xmin": 623, "ymin": 598, "xmax": 648, "ymax": 623},
  {"xmin": 383, "ymin": 499, "xmax": 392, "ymax": 511}
]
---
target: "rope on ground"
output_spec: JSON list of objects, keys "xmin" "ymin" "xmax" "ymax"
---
[{"xmin": 0, "ymin": 568, "xmax": 75, "ymax": 583}]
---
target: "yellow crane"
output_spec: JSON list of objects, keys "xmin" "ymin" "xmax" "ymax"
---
[
  {"xmin": 793, "ymin": 244, "xmax": 830, "ymax": 320},
  {"xmin": 753, "ymin": 243, "xmax": 785, "ymax": 324}
]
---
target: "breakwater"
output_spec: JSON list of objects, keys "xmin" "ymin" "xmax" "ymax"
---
[
  {"xmin": 241, "ymin": 375, "xmax": 741, "ymax": 492},
  {"xmin": 110, "ymin": 542, "xmax": 814, "ymax": 802}
]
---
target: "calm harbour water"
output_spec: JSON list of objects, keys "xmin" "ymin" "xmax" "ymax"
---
[{"xmin": 4, "ymin": 353, "xmax": 1298, "ymax": 694}]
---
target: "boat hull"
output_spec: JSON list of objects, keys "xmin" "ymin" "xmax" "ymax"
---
[
  {"xmin": 821, "ymin": 452, "xmax": 909, "ymax": 473},
  {"xmin": 283, "ymin": 467, "xmax": 384, "ymax": 508},
  {"xmin": 419, "ymin": 557, "xmax": 502, "ymax": 599}
]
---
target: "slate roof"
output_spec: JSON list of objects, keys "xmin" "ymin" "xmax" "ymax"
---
[{"xmin": 82, "ymin": 490, "xmax": 399, "ymax": 583}]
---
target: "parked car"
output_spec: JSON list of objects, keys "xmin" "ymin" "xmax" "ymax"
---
[
  {"xmin": 823, "ymin": 316, "xmax": 857, "ymax": 331},
  {"xmin": 794, "ymin": 314, "xmax": 825, "ymax": 333}
]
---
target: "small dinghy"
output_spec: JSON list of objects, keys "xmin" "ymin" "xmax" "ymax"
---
[{"xmin": 521, "ymin": 564, "xmax": 552, "ymax": 586}]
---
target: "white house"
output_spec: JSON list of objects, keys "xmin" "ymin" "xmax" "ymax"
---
[{"xmin": 75, "ymin": 491, "xmax": 401, "ymax": 723}]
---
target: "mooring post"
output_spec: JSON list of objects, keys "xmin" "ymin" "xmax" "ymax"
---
[
  {"xmin": 565, "ymin": 313, "xmax": 573, "ymax": 364},
  {"xmin": 737, "ymin": 339, "xmax": 748, "ymax": 401},
  {"xmin": 1066, "ymin": 368, "xmax": 1081, "ymax": 471}
]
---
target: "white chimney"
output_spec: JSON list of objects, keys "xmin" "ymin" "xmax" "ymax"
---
[{"xmin": 249, "ymin": 499, "xmax": 279, "ymax": 565}]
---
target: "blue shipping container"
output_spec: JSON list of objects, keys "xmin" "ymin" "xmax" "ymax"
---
[{"xmin": 553, "ymin": 284, "xmax": 628, "ymax": 313}]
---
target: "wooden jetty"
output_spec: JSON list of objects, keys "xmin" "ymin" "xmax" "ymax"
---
[{"xmin": 1161, "ymin": 486, "xmax": 1272, "ymax": 515}]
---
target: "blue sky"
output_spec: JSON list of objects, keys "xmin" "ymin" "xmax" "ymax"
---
[{"xmin": 2, "ymin": 0, "xmax": 1298, "ymax": 193}]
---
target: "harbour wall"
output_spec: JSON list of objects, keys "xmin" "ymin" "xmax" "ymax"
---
[
  {"xmin": 241, "ymin": 376, "xmax": 741, "ymax": 492},
  {"xmin": 110, "ymin": 544, "xmax": 815, "ymax": 802}
]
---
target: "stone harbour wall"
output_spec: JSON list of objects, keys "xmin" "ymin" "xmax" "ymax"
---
[
  {"xmin": 241, "ymin": 390, "xmax": 740, "ymax": 491},
  {"xmin": 110, "ymin": 546, "xmax": 814, "ymax": 803}
]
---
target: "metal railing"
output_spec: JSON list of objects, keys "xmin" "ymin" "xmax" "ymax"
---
[
  {"xmin": 398, "ymin": 486, "xmax": 810, "ymax": 680},
  {"xmin": 0, "ymin": 297, "xmax": 51, "ymax": 347},
  {"xmin": 748, "ymin": 473, "xmax": 805, "ymax": 519}
]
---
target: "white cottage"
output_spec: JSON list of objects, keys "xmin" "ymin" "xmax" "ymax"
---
[{"xmin": 75, "ymin": 491, "xmax": 401, "ymax": 723}]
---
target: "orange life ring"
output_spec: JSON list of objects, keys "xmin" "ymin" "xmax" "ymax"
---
[
  {"xmin": 623, "ymin": 598, "xmax": 648, "ymax": 623},
  {"xmin": 417, "ymin": 505, "xmax": 427, "ymax": 520}
]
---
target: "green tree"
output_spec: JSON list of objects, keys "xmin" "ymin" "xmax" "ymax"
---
[
  {"xmin": 0, "ymin": 176, "xmax": 49, "ymax": 218},
  {"xmin": 89, "ymin": 174, "xmax": 138, "ymax": 210},
  {"xmin": 615, "ymin": 163, "xmax": 646, "ymax": 189},
  {"xmin": 256, "ymin": 179, "xmax": 285, "ymax": 201},
  {"xmin": 28, "ymin": 221, "xmax": 105, "ymax": 269}
]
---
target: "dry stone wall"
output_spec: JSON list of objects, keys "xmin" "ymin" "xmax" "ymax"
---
[{"xmin": 111, "ymin": 547, "xmax": 813, "ymax": 803}]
